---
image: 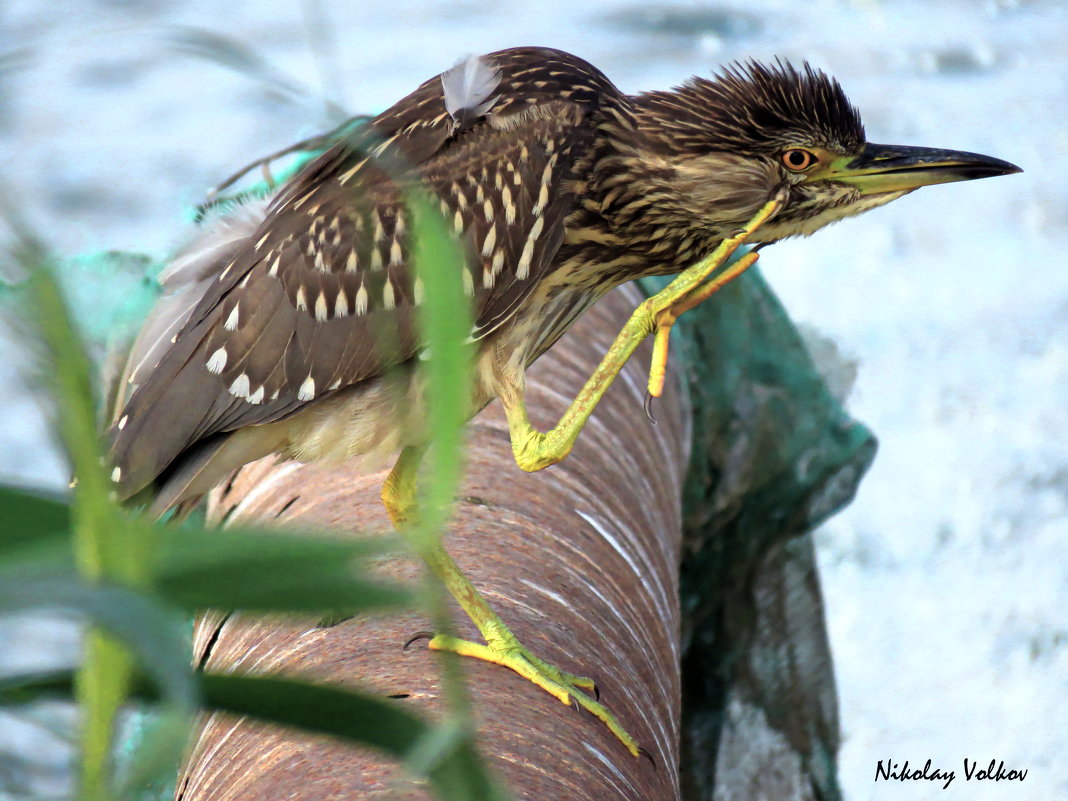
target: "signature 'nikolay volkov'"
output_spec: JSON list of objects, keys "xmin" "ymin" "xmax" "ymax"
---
[{"xmin": 876, "ymin": 758, "xmax": 1028, "ymax": 790}]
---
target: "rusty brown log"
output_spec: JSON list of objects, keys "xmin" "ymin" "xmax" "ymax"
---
[{"xmin": 175, "ymin": 283, "xmax": 691, "ymax": 801}]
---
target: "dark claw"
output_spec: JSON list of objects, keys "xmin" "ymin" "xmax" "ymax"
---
[
  {"xmin": 591, "ymin": 681, "xmax": 600, "ymax": 702},
  {"xmin": 403, "ymin": 631, "xmax": 435, "ymax": 650},
  {"xmin": 752, "ymin": 241, "xmax": 772, "ymax": 252},
  {"xmin": 637, "ymin": 746, "xmax": 657, "ymax": 770},
  {"xmin": 643, "ymin": 391, "xmax": 658, "ymax": 424}
]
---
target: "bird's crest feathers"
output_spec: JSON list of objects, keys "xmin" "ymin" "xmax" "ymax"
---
[{"xmin": 636, "ymin": 59, "xmax": 865, "ymax": 156}]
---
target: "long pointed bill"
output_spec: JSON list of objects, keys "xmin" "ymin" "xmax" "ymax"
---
[{"xmin": 823, "ymin": 143, "xmax": 1022, "ymax": 195}]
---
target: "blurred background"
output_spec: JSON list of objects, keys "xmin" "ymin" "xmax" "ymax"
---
[{"xmin": 1, "ymin": 1, "xmax": 1064, "ymax": 799}]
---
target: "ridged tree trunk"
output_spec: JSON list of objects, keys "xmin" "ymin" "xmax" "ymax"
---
[
  {"xmin": 176, "ymin": 284, "xmax": 692, "ymax": 801},
  {"xmin": 173, "ymin": 270, "xmax": 874, "ymax": 801}
]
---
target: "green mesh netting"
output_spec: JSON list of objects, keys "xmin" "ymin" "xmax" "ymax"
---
[{"xmin": 642, "ymin": 269, "xmax": 875, "ymax": 801}]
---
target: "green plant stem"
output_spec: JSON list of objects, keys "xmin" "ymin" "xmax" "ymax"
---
[
  {"xmin": 408, "ymin": 191, "xmax": 479, "ymax": 748},
  {"xmin": 26, "ymin": 264, "xmax": 154, "ymax": 800}
]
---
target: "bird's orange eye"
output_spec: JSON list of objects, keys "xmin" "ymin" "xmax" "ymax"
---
[{"xmin": 782, "ymin": 149, "xmax": 817, "ymax": 171}]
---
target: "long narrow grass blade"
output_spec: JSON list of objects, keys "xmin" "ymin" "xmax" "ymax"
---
[
  {"xmin": 0, "ymin": 579, "xmax": 195, "ymax": 710},
  {"xmin": 1, "ymin": 671, "xmax": 508, "ymax": 801},
  {"xmin": 3, "ymin": 214, "xmax": 156, "ymax": 800},
  {"xmin": 408, "ymin": 191, "xmax": 473, "ymax": 535},
  {"xmin": 155, "ymin": 527, "xmax": 411, "ymax": 612}
]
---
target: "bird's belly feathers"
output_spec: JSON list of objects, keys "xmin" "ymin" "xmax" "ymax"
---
[{"xmin": 264, "ymin": 365, "xmax": 428, "ymax": 466}]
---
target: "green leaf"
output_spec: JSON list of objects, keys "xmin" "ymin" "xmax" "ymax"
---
[
  {"xmin": 0, "ymin": 484, "xmax": 70, "ymax": 543},
  {"xmin": 198, "ymin": 675, "xmax": 507, "ymax": 801},
  {"xmin": 0, "ymin": 670, "xmax": 76, "ymax": 704},
  {"xmin": 154, "ymin": 527, "xmax": 412, "ymax": 613},
  {"xmin": 5, "ymin": 226, "xmax": 158, "ymax": 799},
  {"xmin": 2, "ymin": 670, "xmax": 509, "ymax": 801},
  {"xmin": 0, "ymin": 486, "xmax": 411, "ymax": 612},
  {"xmin": 0, "ymin": 484, "xmax": 73, "ymax": 567},
  {"xmin": 0, "ymin": 578, "xmax": 195, "ymax": 711},
  {"xmin": 21, "ymin": 266, "xmax": 116, "ymax": 548}
]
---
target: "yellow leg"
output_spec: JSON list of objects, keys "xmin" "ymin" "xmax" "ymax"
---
[
  {"xmin": 381, "ymin": 447, "xmax": 639, "ymax": 756},
  {"xmin": 383, "ymin": 197, "xmax": 781, "ymax": 759},
  {"xmin": 501, "ymin": 195, "xmax": 783, "ymax": 472},
  {"xmin": 381, "ymin": 444, "xmax": 425, "ymax": 528},
  {"xmin": 646, "ymin": 248, "xmax": 761, "ymax": 399}
]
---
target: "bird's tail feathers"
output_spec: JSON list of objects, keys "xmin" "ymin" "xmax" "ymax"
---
[{"xmin": 148, "ymin": 427, "xmax": 284, "ymax": 520}]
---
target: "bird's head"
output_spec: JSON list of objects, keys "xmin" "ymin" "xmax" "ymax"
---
[{"xmin": 632, "ymin": 60, "xmax": 1020, "ymax": 243}]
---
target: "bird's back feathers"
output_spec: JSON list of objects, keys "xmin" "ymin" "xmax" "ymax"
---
[{"xmin": 108, "ymin": 47, "xmax": 618, "ymax": 502}]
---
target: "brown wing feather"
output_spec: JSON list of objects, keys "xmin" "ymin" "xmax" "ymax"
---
[{"xmin": 109, "ymin": 47, "xmax": 621, "ymax": 499}]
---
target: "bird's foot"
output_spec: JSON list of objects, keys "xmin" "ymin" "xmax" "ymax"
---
[
  {"xmin": 642, "ymin": 196, "xmax": 783, "ymax": 398},
  {"xmin": 644, "ymin": 248, "xmax": 762, "ymax": 398},
  {"xmin": 406, "ymin": 628, "xmax": 641, "ymax": 757}
]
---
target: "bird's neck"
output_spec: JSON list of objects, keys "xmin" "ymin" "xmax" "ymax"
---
[{"xmin": 564, "ymin": 121, "xmax": 730, "ymax": 283}]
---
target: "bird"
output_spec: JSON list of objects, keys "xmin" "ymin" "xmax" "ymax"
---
[{"xmin": 106, "ymin": 46, "xmax": 1020, "ymax": 756}]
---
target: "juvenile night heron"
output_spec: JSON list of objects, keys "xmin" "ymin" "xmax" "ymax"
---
[{"xmin": 107, "ymin": 46, "xmax": 1019, "ymax": 755}]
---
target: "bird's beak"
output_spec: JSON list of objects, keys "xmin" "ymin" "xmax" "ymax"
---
[{"xmin": 819, "ymin": 143, "xmax": 1022, "ymax": 195}]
